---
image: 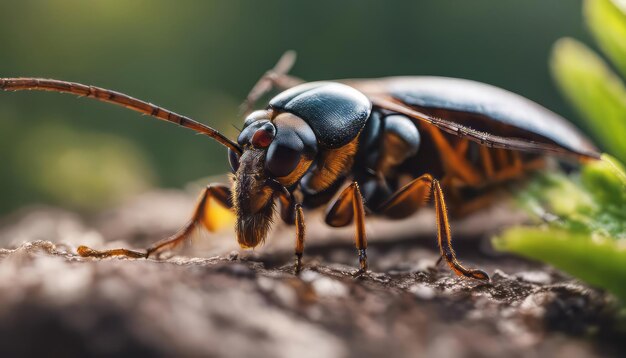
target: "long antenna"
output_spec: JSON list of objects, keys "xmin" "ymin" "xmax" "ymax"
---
[{"xmin": 0, "ymin": 78, "xmax": 242, "ymax": 155}]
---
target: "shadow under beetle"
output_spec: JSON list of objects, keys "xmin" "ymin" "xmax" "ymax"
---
[{"xmin": 0, "ymin": 51, "xmax": 600, "ymax": 280}]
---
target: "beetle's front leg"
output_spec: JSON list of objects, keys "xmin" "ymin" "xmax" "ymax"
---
[
  {"xmin": 277, "ymin": 192, "xmax": 307, "ymax": 274},
  {"xmin": 325, "ymin": 182, "xmax": 368, "ymax": 276},
  {"xmin": 294, "ymin": 204, "xmax": 306, "ymax": 274},
  {"xmin": 77, "ymin": 184, "xmax": 233, "ymax": 259}
]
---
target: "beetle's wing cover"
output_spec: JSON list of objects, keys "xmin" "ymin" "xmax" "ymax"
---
[
  {"xmin": 270, "ymin": 82, "xmax": 371, "ymax": 149},
  {"xmin": 359, "ymin": 77, "xmax": 599, "ymax": 158}
]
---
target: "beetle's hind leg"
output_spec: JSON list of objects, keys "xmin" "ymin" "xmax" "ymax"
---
[
  {"xmin": 431, "ymin": 180, "xmax": 489, "ymax": 280},
  {"xmin": 241, "ymin": 50, "xmax": 305, "ymax": 114},
  {"xmin": 77, "ymin": 184, "xmax": 233, "ymax": 259},
  {"xmin": 376, "ymin": 174, "xmax": 489, "ymax": 281}
]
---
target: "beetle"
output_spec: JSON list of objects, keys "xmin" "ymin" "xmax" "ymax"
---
[{"xmin": 0, "ymin": 51, "xmax": 599, "ymax": 280}]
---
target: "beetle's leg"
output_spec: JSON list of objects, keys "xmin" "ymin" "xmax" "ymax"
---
[
  {"xmin": 376, "ymin": 174, "xmax": 433, "ymax": 219},
  {"xmin": 432, "ymin": 180, "xmax": 490, "ymax": 281},
  {"xmin": 276, "ymin": 191, "xmax": 307, "ymax": 273},
  {"xmin": 276, "ymin": 191, "xmax": 307, "ymax": 274},
  {"xmin": 294, "ymin": 204, "xmax": 306, "ymax": 274},
  {"xmin": 423, "ymin": 126, "xmax": 483, "ymax": 186},
  {"xmin": 77, "ymin": 184, "xmax": 233, "ymax": 259},
  {"xmin": 495, "ymin": 148, "xmax": 510, "ymax": 170},
  {"xmin": 440, "ymin": 137, "xmax": 470, "ymax": 199},
  {"xmin": 325, "ymin": 182, "xmax": 368, "ymax": 276},
  {"xmin": 477, "ymin": 147, "xmax": 545, "ymax": 183},
  {"xmin": 491, "ymin": 154, "xmax": 545, "ymax": 182},
  {"xmin": 455, "ymin": 139, "xmax": 470, "ymax": 157},
  {"xmin": 146, "ymin": 184, "xmax": 233, "ymax": 257},
  {"xmin": 448, "ymin": 154, "xmax": 544, "ymax": 217},
  {"xmin": 479, "ymin": 146, "xmax": 496, "ymax": 179},
  {"xmin": 375, "ymin": 174, "xmax": 488, "ymax": 280},
  {"xmin": 478, "ymin": 147, "xmax": 519, "ymax": 180},
  {"xmin": 241, "ymin": 51, "xmax": 305, "ymax": 114}
]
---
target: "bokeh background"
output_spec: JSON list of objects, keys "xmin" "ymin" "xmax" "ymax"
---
[{"xmin": 0, "ymin": 0, "xmax": 594, "ymax": 215}]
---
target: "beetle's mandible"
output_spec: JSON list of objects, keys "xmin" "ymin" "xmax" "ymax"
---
[{"xmin": 0, "ymin": 51, "xmax": 600, "ymax": 280}]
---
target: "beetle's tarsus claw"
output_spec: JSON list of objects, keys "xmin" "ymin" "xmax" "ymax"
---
[
  {"xmin": 77, "ymin": 245, "xmax": 148, "ymax": 259},
  {"xmin": 357, "ymin": 249, "xmax": 368, "ymax": 271},
  {"xmin": 353, "ymin": 249, "xmax": 369, "ymax": 278},
  {"xmin": 435, "ymin": 256, "xmax": 443, "ymax": 267},
  {"xmin": 468, "ymin": 269, "xmax": 490, "ymax": 281},
  {"xmin": 352, "ymin": 268, "xmax": 368, "ymax": 278},
  {"xmin": 77, "ymin": 245, "xmax": 97, "ymax": 257},
  {"xmin": 294, "ymin": 254, "xmax": 303, "ymax": 275}
]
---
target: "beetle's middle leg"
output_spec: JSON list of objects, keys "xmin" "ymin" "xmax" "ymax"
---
[
  {"xmin": 77, "ymin": 184, "xmax": 233, "ymax": 259},
  {"xmin": 325, "ymin": 182, "xmax": 368, "ymax": 276}
]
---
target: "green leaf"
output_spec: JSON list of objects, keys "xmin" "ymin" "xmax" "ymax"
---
[
  {"xmin": 511, "ymin": 0, "xmax": 626, "ymax": 306},
  {"xmin": 584, "ymin": 155, "xmax": 626, "ymax": 209},
  {"xmin": 585, "ymin": 0, "xmax": 626, "ymax": 78},
  {"xmin": 494, "ymin": 227, "xmax": 626, "ymax": 302},
  {"xmin": 497, "ymin": 157, "xmax": 626, "ymax": 301},
  {"xmin": 550, "ymin": 38, "xmax": 626, "ymax": 162}
]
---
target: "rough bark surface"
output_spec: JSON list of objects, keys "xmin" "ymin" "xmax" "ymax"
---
[{"xmin": 0, "ymin": 189, "xmax": 623, "ymax": 357}]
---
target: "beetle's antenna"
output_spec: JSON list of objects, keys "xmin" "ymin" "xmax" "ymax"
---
[{"xmin": 0, "ymin": 78, "xmax": 242, "ymax": 156}]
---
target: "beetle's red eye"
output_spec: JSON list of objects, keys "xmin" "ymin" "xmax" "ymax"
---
[
  {"xmin": 252, "ymin": 130, "xmax": 272, "ymax": 147},
  {"xmin": 251, "ymin": 123, "xmax": 276, "ymax": 148}
]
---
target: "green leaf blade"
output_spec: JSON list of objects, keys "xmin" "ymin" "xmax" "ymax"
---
[
  {"xmin": 585, "ymin": 0, "xmax": 626, "ymax": 78},
  {"xmin": 495, "ymin": 227, "xmax": 626, "ymax": 302},
  {"xmin": 550, "ymin": 38, "xmax": 626, "ymax": 162}
]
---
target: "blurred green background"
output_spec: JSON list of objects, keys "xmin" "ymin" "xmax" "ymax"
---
[{"xmin": 0, "ymin": 0, "xmax": 595, "ymax": 214}]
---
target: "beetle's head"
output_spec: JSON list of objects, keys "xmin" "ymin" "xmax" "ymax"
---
[
  {"xmin": 228, "ymin": 82, "xmax": 371, "ymax": 248},
  {"xmin": 228, "ymin": 109, "xmax": 317, "ymax": 248}
]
